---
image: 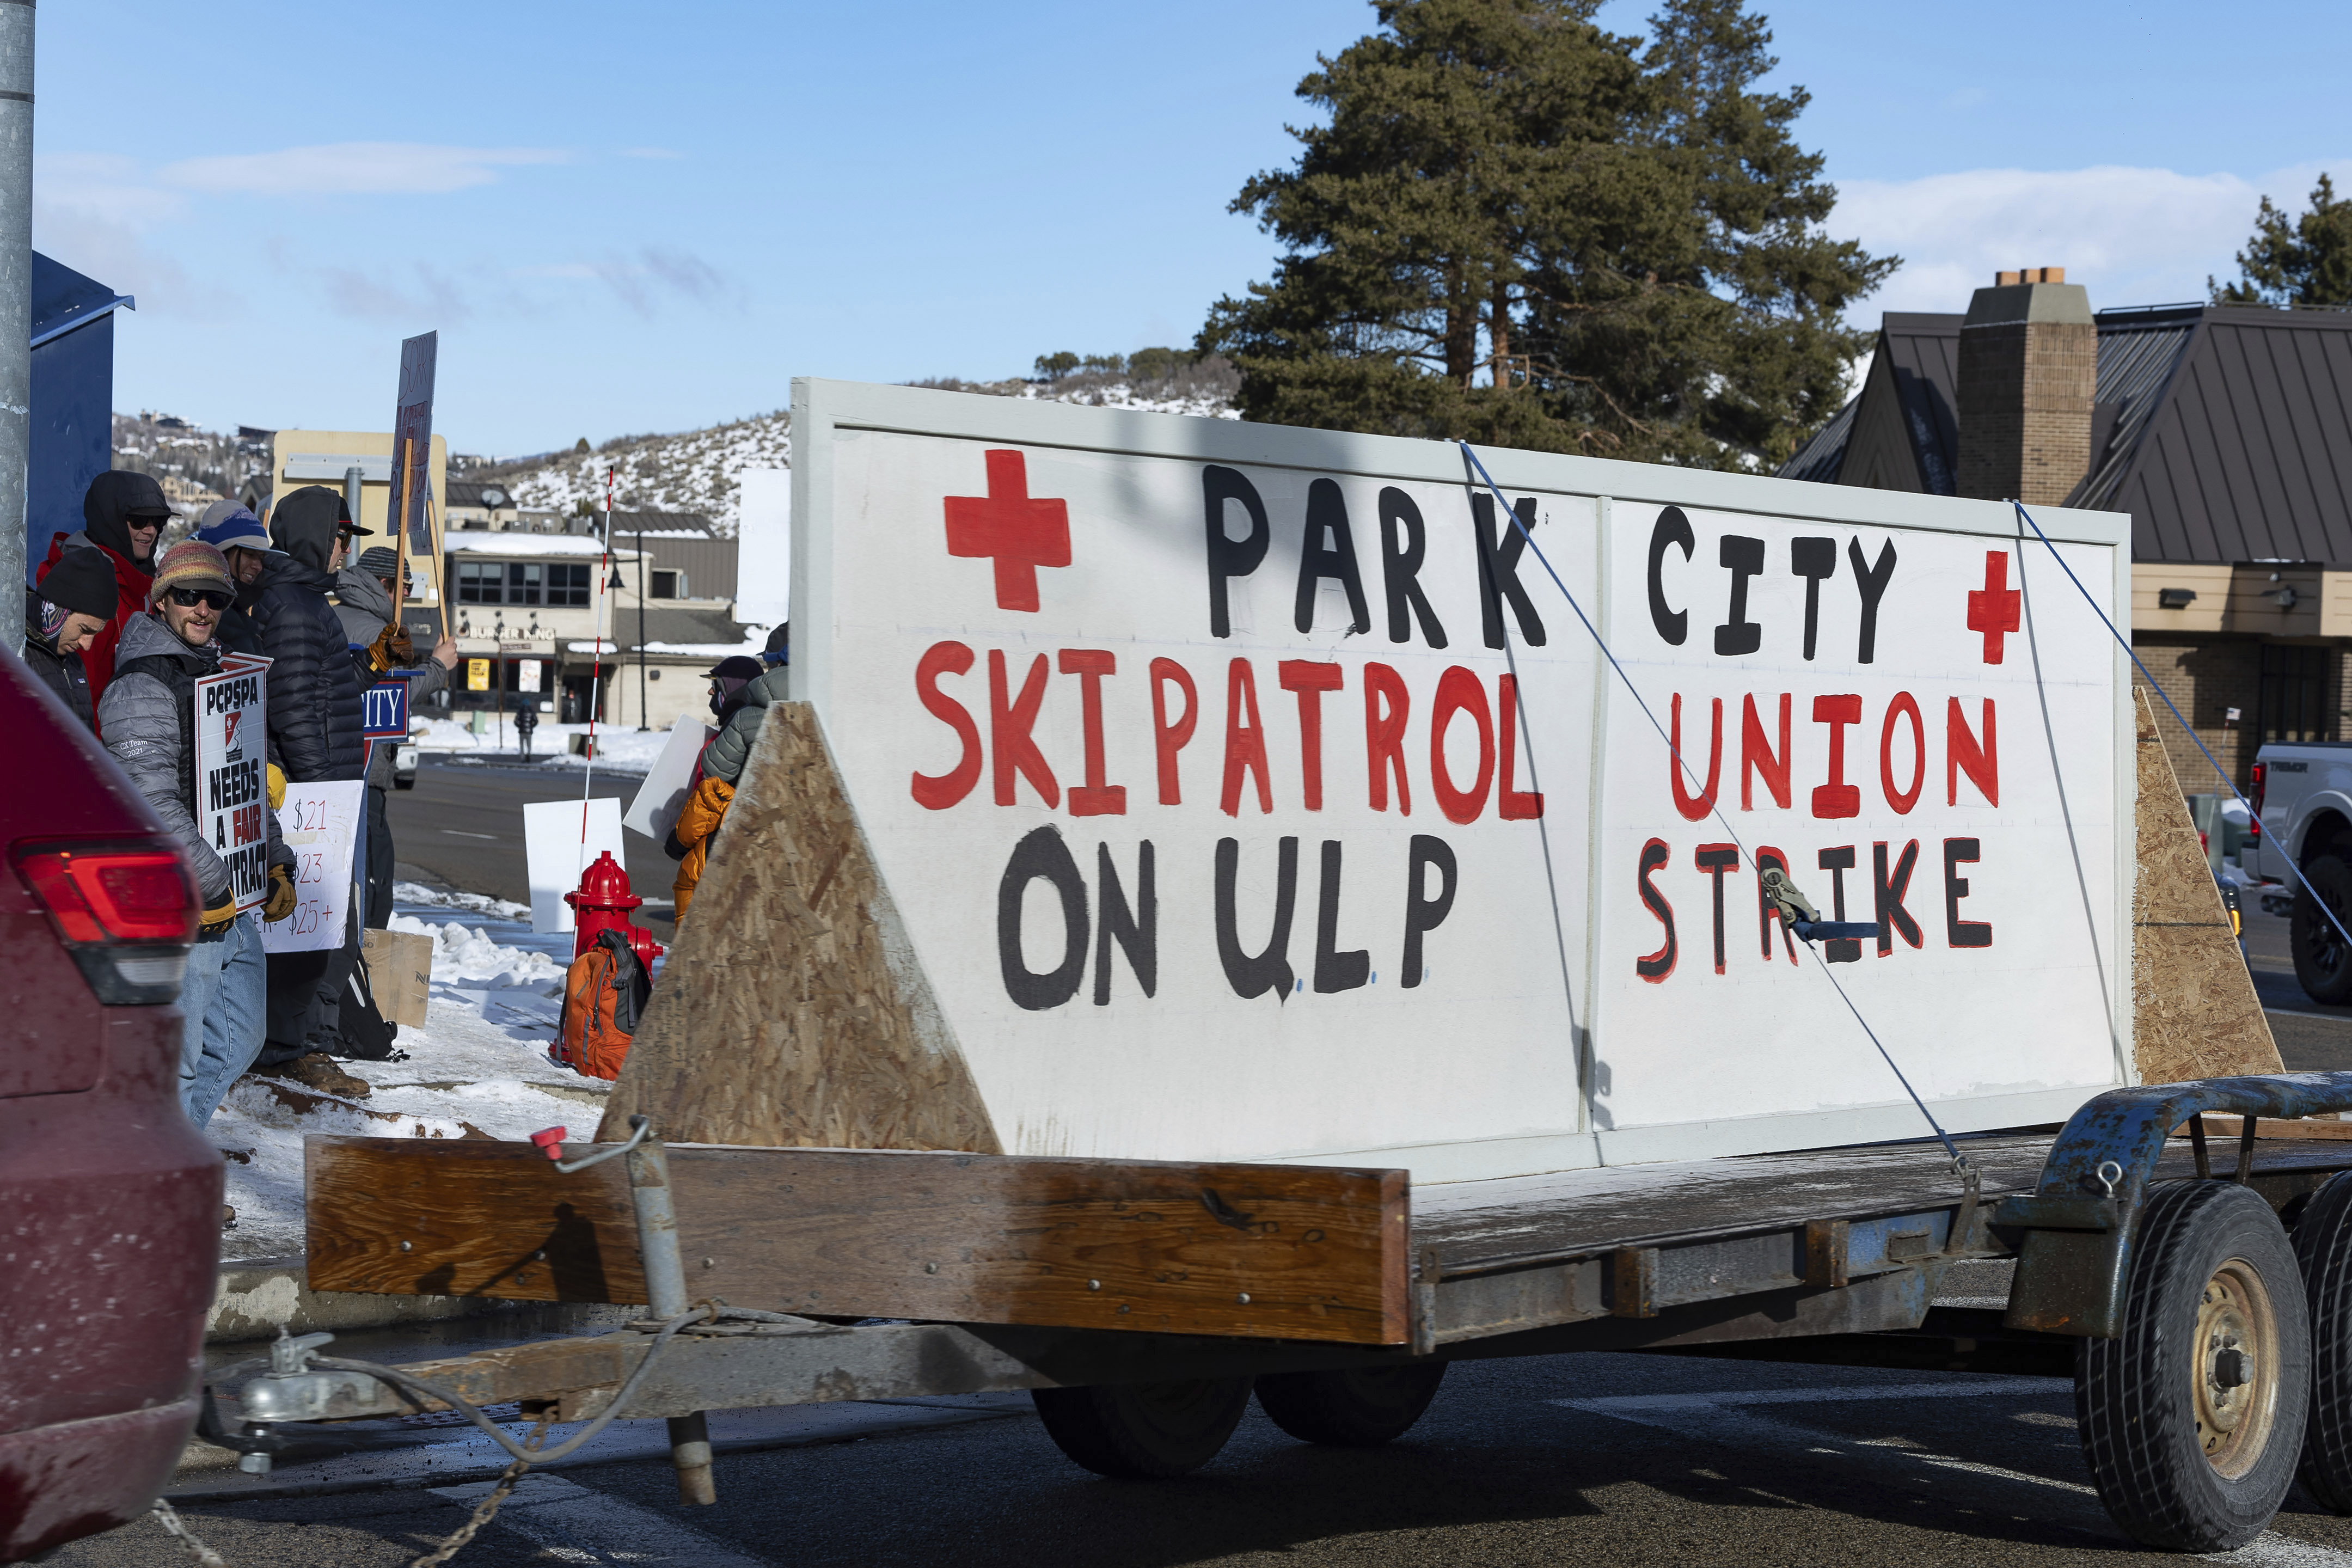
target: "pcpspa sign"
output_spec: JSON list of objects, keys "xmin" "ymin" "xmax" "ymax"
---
[
  {"xmin": 788, "ymin": 381, "xmax": 2132, "ymax": 1181},
  {"xmin": 192, "ymin": 653, "xmax": 273, "ymax": 914}
]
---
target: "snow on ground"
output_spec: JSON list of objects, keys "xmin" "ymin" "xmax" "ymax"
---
[
  {"xmin": 213, "ymin": 882, "xmax": 636, "ymax": 1260},
  {"xmin": 410, "ymin": 716, "xmax": 670, "ymax": 773}
]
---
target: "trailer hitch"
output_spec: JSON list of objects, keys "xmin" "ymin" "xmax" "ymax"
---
[{"xmin": 2003, "ymin": 1072, "xmax": 2352, "ymax": 1337}]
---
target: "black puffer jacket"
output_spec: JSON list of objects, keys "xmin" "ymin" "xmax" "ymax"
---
[{"xmin": 250, "ymin": 488, "xmax": 365, "ymax": 782}]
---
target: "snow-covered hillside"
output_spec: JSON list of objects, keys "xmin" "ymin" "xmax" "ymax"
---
[{"xmin": 476, "ymin": 410, "xmax": 793, "ymax": 534}]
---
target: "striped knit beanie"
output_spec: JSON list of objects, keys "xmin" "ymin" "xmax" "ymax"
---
[{"xmin": 149, "ymin": 540, "xmax": 235, "ymax": 604}]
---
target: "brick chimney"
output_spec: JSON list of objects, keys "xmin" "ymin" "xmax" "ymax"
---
[{"xmin": 1956, "ymin": 266, "xmax": 2095, "ymax": 504}]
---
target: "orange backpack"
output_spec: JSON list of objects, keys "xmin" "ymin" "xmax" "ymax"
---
[{"xmin": 550, "ymin": 929, "xmax": 652, "ymax": 1080}]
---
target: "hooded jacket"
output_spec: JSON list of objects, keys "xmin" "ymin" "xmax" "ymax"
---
[
  {"xmin": 38, "ymin": 471, "xmax": 171, "ymax": 713},
  {"xmin": 97, "ymin": 611, "xmax": 232, "ymax": 906},
  {"xmin": 247, "ymin": 491, "xmax": 366, "ymax": 782},
  {"xmin": 699, "ymin": 667, "xmax": 788, "ymax": 787},
  {"xmin": 21, "ymin": 586, "xmax": 94, "ymax": 728},
  {"xmin": 334, "ymin": 565, "xmax": 448, "ymax": 789}
]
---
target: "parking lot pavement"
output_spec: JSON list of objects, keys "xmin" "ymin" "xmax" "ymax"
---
[{"xmin": 53, "ymin": 1355, "xmax": 2352, "ymax": 1566}]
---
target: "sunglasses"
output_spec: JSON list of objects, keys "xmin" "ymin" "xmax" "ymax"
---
[{"xmin": 167, "ymin": 586, "xmax": 234, "ymax": 611}]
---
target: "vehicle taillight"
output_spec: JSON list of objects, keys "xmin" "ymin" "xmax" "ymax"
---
[
  {"xmin": 2250, "ymin": 762, "xmax": 2267, "ymax": 840},
  {"xmin": 10, "ymin": 839, "xmax": 197, "ymax": 1004}
]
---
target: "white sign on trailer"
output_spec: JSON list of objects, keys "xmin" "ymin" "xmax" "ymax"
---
[{"xmin": 787, "ymin": 381, "xmax": 2131, "ymax": 1181}]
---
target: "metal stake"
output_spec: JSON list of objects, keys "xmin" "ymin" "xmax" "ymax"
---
[{"xmin": 622, "ymin": 1123, "xmax": 715, "ymax": 1504}]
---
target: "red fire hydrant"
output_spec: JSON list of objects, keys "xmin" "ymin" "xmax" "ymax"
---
[{"xmin": 566, "ymin": 851, "xmax": 665, "ymax": 967}]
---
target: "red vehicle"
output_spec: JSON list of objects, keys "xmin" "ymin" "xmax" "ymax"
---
[{"xmin": 0, "ymin": 646, "xmax": 220, "ymax": 1559}]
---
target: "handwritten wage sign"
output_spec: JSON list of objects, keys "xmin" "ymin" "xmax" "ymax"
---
[{"xmin": 787, "ymin": 381, "xmax": 2131, "ymax": 1181}]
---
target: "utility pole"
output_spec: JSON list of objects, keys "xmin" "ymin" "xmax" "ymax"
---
[
  {"xmin": 635, "ymin": 497, "xmax": 648, "ymax": 730},
  {"xmin": 0, "ymin": 5, "xmax": 32, "ymax": 648}
]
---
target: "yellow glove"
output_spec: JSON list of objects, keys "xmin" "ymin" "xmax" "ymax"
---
[
  {"xmin": 262, "ymin": 865, "xmax": 297, "ymax": 923},
  {"xmin": 367, "ymin": 622, "xmax": 414, "ymax": 674},
  {"xmin": 267, "ymin": 764, "xmax": 285, "ymax": 810},
  {"xmin": 199, "ymin": 897, "xmax": 240, "ymax": 934}
]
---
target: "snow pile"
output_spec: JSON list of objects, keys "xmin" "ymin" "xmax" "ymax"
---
[
  {"xmin": 212, "ymin": 891, "xmax": 634, "ymax": 1260},
  {"xmin": 408, "ymin": 716, "xmax": 672, "ymax": 774}
]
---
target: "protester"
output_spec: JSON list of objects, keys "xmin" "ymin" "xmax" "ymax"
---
[
  {"xmin": 338, "ymin": 544, "xmax": 457, "ymax": 927},
  {"xmin": 699, "ymin": 642, "xmax": 788, "ymax": 787},
  {"xmin": 19, "ymin": 537, "xmax": 118, "ymax": 728},
  {"xmin": 664, "ymin": 654, "xmax": 764, "ymax": 919},
  {"xmin": 96, "ymin": 542, "xmax": 297, "ymax": 1134},
  {"xmin": 36, "ymin": 470, "xmax": 173, "ymax": 710},
  {"xmin": 197, "ymin": 503, "xmax": 276, "ymax": 659},
  {"xmin": 246, "ymin": 486, "xmax": 375, "ymax": 1093}
]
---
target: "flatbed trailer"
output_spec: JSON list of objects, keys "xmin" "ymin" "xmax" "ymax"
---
[
  {"xmin": 213, "ymin": 1073, "xmax": 2352, "ymax": 1553},
  {"xmin": 205, "ymin": 372, "xmax": 2336, "ymax": 1554}
]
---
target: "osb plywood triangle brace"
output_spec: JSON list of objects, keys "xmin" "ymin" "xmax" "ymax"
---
[
  {"xmin": 597, "ymin": 702, "xmax": 1002, "ymax": 1153},
  {"xmin": 2131, "ymin": 684, "xmax": 2281, "ymax": 1085}
]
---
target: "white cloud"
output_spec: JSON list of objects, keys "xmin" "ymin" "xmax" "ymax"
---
[
  {"xmin": 1836, "ymin": 159, "xmax": 2352, "ymax": 317},
  {"xmin": 157, "ymin": 142, "xmax": 567, "ymax": 197},
  {"xmin": 511, "ymin": 249, "xmax": 743, "ymax": 316}
]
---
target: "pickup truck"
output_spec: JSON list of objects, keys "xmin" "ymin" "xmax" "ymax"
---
[{"xmin": 2250, "ymin": 740, "xmax": 2352, "ymax": 1001}]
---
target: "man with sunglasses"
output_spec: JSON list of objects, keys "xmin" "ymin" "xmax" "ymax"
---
[
  {"xmin": 34, "ymin": 470, "xmax": 175, "ymax": 712},
  {"xmin": 96, "ymin": 541, "xmax": 297, "ymax": 1129}
]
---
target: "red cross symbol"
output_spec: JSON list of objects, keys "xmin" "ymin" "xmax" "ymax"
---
[
  {"xmin": 943, "ymin": 449, "xmax": 1070, "ymax": 613},
  {"xmin": 1967, "ymin": 549, "xmax": 2022, "ymax": 664}
]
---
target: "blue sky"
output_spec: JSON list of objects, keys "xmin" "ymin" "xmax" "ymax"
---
[{"xmin": 35, "ymin": 1, "xmax": 2352, "ymax": 455}]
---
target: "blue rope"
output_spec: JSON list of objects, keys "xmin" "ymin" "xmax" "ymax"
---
[
  {"xmin": 1456, "ymin": 441, "xmax": 1964, "ymax": 1167},
  {"xmin": 2011, "ymin": 500, "xmax": 2352, "ymax": 953}
]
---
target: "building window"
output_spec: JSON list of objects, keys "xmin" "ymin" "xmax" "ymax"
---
[
  {"xmin": 547, "ymin": 563, "xmax": 591, "ymax": 606},
  {"xmin": 651, "ymin": 569, "xmax": 684, "ymax": 599},
  {"xmin": 2259, "ymin": 643, "xmax": 2336, "ymax": 745},
  {"xmin": 457, "ymin": 560, "xmax": 502, "ymax": 603},
  {"xmin": 505, "ymin": 562, "xmax": 543, "ymax": 605}
]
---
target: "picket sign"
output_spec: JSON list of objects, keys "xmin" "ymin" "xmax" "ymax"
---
[
  {"xmin": 264, "ymin": 781, "xmax": 365, "ymax": 954},
  {"xmin": 622, "ymin": 718, "xmax": 715, "ymax": 842},
  {"xmin": 362, "ymin": 673, "xmax": 413, "ymax": 774},
  {"xmin": 524, "ymin": 797, "xmax": 626, "ymax": 933},
  {"xmin": 762, "ymin": 381, "xmax": 2134, "ymax": 1183},
  {"xmin": 192, "ymin": 653, "xmax": 273, "ymax": 914}
]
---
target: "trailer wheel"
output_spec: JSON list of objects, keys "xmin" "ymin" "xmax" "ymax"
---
[
  {"xmin": 2077, "ymin": 1180, "xmax": 2310, "ymax": 1551},
  {"xmin": 2295, "ymin": 1170, "xmax": 2352, "ymax": 1510},
  {"xmin": 2293, "ymin": 855, "xmax": 2352, "ymax": 1004},
  {"xmin": 1030, "ymin": 1377, "xmax": 1254, "ymax": 1479},
  {"xmin": 1255, "ymin": 1361, "xmax": 1447, "ymax": 1447}
]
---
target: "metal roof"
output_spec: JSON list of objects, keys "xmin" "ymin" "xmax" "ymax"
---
[
  {"xmin": 1779, "ymin": 393, "xmax": 1851, "ymax": 483},
  {"xmin": 1779, "ymin": 301, "xmax": 2352, "ymax": 566}
]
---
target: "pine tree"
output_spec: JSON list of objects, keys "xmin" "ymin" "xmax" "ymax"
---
[
  {"xmin": 2213, "ymin": 174, "xmax": 2352, "ymax": 308},
  {"xmin": 1201, "ymin": 0, "xmax": 1892, "ymax": 468}
]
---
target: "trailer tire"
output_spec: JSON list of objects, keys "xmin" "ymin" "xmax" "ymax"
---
[
  {"xmin": 2295, "ymin": 1171, "xmax": 2352, "ymax": 1510},
  {"xmin": 2292, "ymin": 855, "xmax": 2352, "ymax": 1004},
  {"xmin": 1030, "ymin": 1377, "xmax": 1254, "ymax": 1479},
  {"xmin": 2076, "ymin": 1180, "xmax": 2310, "ymax": 1551},
  {"xmin": 1254, "ymin": 1362, "xmax": 1447, "ymax": 1447}
]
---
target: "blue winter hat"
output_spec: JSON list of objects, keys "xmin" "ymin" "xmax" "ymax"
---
[{"xmin": 197, "ymin": 506, "xmax": 272, "ymax": 554}]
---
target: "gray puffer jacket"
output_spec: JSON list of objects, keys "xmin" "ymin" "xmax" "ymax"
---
[
  {"xmin": 701, "ymin": 667, "xmax": 788, "ymax": 786},
  {"xmin": 99, "ymin": 612, "xmax": 235, "ymax": 906},
  {"xmin": 334, "ymin": 567, "xmax": 449, "ymax": 790}
]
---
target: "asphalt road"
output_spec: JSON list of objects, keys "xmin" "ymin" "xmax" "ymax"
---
[
  {"xmin": 60, "ymin": 1351, "xmax": 2352, "ymax": 1566},
  {"xmin": 382, "ymin": 757, "xmax": 677, "ymax": 921}
]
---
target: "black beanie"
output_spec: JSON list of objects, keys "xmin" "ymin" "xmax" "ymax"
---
[{"xmin": 38, "ymin": 539, "xmax": 119, "ymax": 619}]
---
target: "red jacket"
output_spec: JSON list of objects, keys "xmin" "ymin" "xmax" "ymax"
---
[{"xmin": 38, "ymin": 530, "xmax": 150, "ymax": 718}]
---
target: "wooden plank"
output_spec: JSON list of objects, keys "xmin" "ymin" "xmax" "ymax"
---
[
  {"xmin": 2171, "ymin": 1114, "xmax": 2352, "ymax": 1143},
  {"xmin": 304, "ymin": 1137, "xmax": 1410, "ymax": 1345},
  {"xmin": 598, "ymin": 703, "xmax": 1001, "ymax": 1154},
  {"xmin": 2130, "ymin": 684, "xmax": 2282, "ymax": 1085}
]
